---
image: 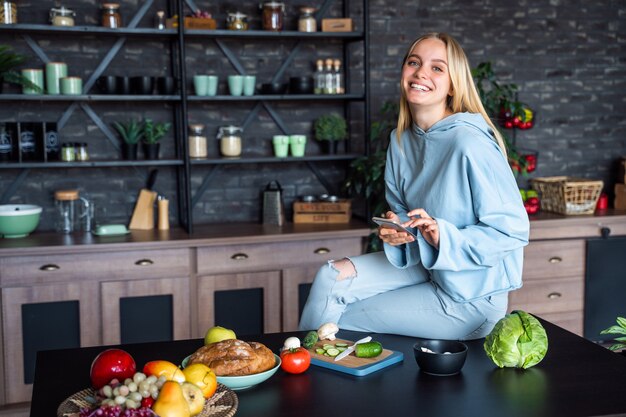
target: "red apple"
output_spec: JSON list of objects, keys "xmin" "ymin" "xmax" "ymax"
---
[{"xmin": 90, "ymin": 348, "xmax": 136, "ymax": 389}]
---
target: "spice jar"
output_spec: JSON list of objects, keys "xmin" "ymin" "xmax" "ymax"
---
[
  {"xmin": 61, "ymin": 143, "xmax": 75, "ymax": 162},
  {"xmin": 101, "ymin": 3, "xmax": 122, "ymax": 28},
  {"xmin": 49, "ymin": 6, "xmax": 76, "ymax": 27},
  {"xmin": 217, "ymin": 125, "xmax": 242, "ymax": 157},
  {"xmin": 226, "ymin": 12, "xmax": 248, "ymax": 30},
  {"xmin": 188, "ymin": 124, "xmax": 207, "ymax": 158},
  {"xmin": 261, "ymin": 2, "xmax": 284, "ymax": 31},
  {"xmin": 1, "ymin": 1, "xmax": 17, "ymax": 24},
  {"xmin": 298, "ymin": 7, "xmax": 316, "ymax": 32}
]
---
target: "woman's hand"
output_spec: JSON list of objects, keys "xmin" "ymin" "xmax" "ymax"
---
[
  {"xmin": 406, "ymin": 208, "xmax": 439, "ymax": 249},
  {"xmin": 377, "ymin": 211, "xmax": 415, "ymax": 246}
]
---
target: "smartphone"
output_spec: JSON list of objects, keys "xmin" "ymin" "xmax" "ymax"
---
[{"xmin": 371, "ymin": 216, "xmax": 417, "ymax": 237}]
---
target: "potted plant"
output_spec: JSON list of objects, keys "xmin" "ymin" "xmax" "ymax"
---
[
  {"xmin": 0, "ymin": 45, "xmax": 43, "ymax": 94},
  {"xmin": 142, "ymin": 118, "xmax": 171, "ymax": 159},
  {"xmin": 343, "ymin": 101, "xmax": 397, "ymax": 252},
  {"xmin": 314, "ymin": 113, "xmax": 347, "ymax": 154},
  {"xmin": 472, "ymin": 62, "xmax": 536, "ymax": 176},
  {"xmin": 112, "ymin": 119, "xmax": 144, "ymax": 160},
  {"xmin": 600, "ymin": 316, "xmax": 626, "ymax": 356}
]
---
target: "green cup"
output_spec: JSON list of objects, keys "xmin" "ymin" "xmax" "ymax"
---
[
  {"xmin": 45, "ymin": 62, "xmax": 67, "ymax": 95},
  {"xmin": 273, "ymin": 135, "xmax": 289, "ymax": 157},
  {"xmin": 60, "ymin": 76, "xmax": 82, "ymax": 95},
  {"xmin": 243, "ymin": 75, "xmax": 256, "ymax": 96},
  {"xmin": 207, "ymin": 75, "xmax": 218, "ymax": 96},
  {"xmin": 193, "ymin": 75, "xmax": 209, "ymax": 96},
  {"xmin": 228, "ymin": 75, "xmax": 244, "ymax": 96},
  {"xmin": 289, "ymin": 134, "xmax": 307, "ymax": 157},
  {"xmin": 21, "ymin": 69, "xmax": 44, "ymax": 95}
]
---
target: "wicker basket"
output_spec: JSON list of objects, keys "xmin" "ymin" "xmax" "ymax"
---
[{"xmin": 530, "ymin": 176, "xmax": 604, "ymax": 215}]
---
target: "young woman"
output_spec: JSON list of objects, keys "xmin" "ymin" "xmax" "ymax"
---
[{"xmin": 299, "ymin": 33, "xmax": 530, "ymax": 340}]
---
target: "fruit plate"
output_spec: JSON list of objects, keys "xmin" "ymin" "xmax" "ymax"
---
[
  {"xmin": 182, "ymin": 354, "xmax": 281, "ymax": 391},
  {"xmin": 56, "ymin": 383, "xmax": 238, "ymax": 417}
]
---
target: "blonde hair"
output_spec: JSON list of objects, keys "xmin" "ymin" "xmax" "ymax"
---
[{"xmin": 396, "ymin": 32, "xmax": 507, "ymax": 157}]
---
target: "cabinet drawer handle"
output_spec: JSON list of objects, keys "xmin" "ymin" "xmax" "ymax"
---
[
  {"xmin": 135, "ymin": 259, "xmax": 154, "ymax": 266},
  {"xmin": 314, "ymin": 247, "xmax": 330, "ymax": 254},
  {"xmin": 231, "ymin": 253, "xmax": 249, "ymax": 260},
  {"xmin": 547, "ymin": 292, "xmax": 562, "ymax": 299},
  {"xmin": 548, "ymin": 256, "xmax": 562, "ymax": 264},
  {"xmin": 39, "ymin": 264, "xmax": 60, "ymax": 271}
]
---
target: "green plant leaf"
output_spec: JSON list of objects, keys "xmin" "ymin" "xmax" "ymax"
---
[
  {"xmin": 616, "ymin": 317, "xmax": 626, "ymax": 329},
  {"xmin": 600, "ymin": 325, "xmax": 626, "ymax": 335}
]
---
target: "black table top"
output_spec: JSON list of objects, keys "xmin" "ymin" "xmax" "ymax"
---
[{"xmin": 31, "ymin": 318, "xmax": 626, "ymax": 417}]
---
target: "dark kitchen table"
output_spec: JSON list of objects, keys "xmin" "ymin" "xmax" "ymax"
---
[{"xmin": 31, "ymin": 317, "xmax": 626, "ymax": 417}]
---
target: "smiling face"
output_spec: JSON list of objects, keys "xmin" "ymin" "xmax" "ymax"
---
[{"xmin": 401, "ymin": 37, "xmax": 452, "ymax": 116}]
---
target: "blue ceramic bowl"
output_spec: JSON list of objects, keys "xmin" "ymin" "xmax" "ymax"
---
[
  {"xmin": 183, "ymin": 354, "xmax": 281, "ymax": 391},
  {"xmin": 413, "ymin": 338, "xmax": 468, "ymax": 376}
]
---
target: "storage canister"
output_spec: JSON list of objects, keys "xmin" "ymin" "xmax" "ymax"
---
[
  {"xmin": 49, "ymin": 6, "xmax": 76, "ymax": 27},
  {"xmin": 0, "ymin": 1, "xmax": 17, "ymax": 24},
  {"xmin": 226, "ymin": 12, "xmax": 248, "ymax": 30},
  {"xmin": 101, "ymin": 3, "xmax": 122, "ymax": 28},
  {"xmin": 261, "ymin": 2, "xmax": 284, "ymax": 31},
  {"xmin": 188, "ymin": 124, "xmax": 207, "ymax": 158},
  {"xmin": 217, "ymin": 125, "xmax": 242, "ymax": 157},
  {"xmin": 298, "ymin": 7, "xmax": 316, "ymax": 32}
]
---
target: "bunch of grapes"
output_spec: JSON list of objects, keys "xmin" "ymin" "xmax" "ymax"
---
[{"xmin": 79, "ymin": 405, "xmax": 157, "ymax": 417}]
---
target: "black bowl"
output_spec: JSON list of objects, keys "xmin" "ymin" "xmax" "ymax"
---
[
  {"xmin": 260, "ymin": 82, "xmax": 288, "ymax": 95},
  {"xmin": 289, "ymin": 76, "xmax": 314, "ymax": 94},
  {"xmin": 413, "ymin": 339, "xmax": 468, "ymax": 376}
]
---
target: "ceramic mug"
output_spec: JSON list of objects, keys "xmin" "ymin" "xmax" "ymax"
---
[
  {"xmin": 156, "ymin": 76, "xmax": 176, "ymax": 95},
  {"xmin": 116, "ymin": 76, "xmax": 131, "ymax": 95},
  {"xmin": 289, "ymin": 134, "xmax": 307, "ymax": 157},
  {"xmin": 243, "ymin": 75, "xmax": 256, "ymax": 96},
  {"xmin": 194, "ymin": 75, "xmax": 209, "ymax": 96},
  {"xmin": 21, "ymin": 68, "xmax": 44, "ymax": 94},
  {"xmin": 272, "ymin": 135, "xmax": 289, "ymax": 157},
  {"xmin": 96, "ymin": 75, "xmax": 118, "ymax": 94},
  {"xmin": 45, "ymin": 62, "xmax": 68, "ymax": 95},
  {"xmin": 206, "ymin": 75, "xmax": 218, "ymax": 96},
  {"xmin": 228, "ymin": 75, "xmax": 244, "ymax": 96},
  {"xmin": 60, "ymin": 76, "xmax": 82, "ymax": 95}
]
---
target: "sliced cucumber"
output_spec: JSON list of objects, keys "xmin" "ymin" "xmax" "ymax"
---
[
  {"xmin": 336, "ymin": 346, "xmax": 347, "ymax": 352},
  {"xmin": 335, "ymin": 343, "xmax": 349, "ymax": 347},
  {"xmin": 315, "ymin": 348, "xmax": 326, "ymax": 355},
  {"xmin": 326, "ymin": 348, "xmax": 340, "ymax": 357}
]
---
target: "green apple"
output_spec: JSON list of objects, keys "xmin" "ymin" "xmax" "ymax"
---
[{"xmin": 204, "ymin": 325, "xmax": 236, "ymax": 345}]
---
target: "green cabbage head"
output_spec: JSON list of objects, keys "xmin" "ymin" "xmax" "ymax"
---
[{"xmin": 484, "ymin": 310, "xmax": 548, "ymax": 369}]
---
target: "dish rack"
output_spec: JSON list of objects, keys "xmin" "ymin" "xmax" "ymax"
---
[{"xmin": 530, "ymin": 176, "xmax": 604, "ymax": 215}]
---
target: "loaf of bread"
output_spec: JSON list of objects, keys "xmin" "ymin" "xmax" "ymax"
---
[{"xmin": 187, "ymin": 339, "xmax": 276, "ymax": 376}]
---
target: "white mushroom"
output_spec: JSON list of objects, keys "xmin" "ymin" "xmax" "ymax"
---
[
  {"xmin": 282, "ymin": 336, "xmax": 301, "ymax": 351},
  {"xmin": 317, "ymin": 322, "xmax": 339, "ymax": 341}
]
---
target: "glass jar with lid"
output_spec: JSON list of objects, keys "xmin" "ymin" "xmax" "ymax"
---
[
  {"xmin": 49, "ymin": 6, "xmax": 76, "ymax": 27},
  {"xmin": 217, "ymin": 126, "xmax": 242, "ymax": 157},
  {"xmin": 188, "ymin": 124, "xmax": 207, "ymax": 158},
  {"xmin": 261, "ymin": 2, "xmax": 285, "ymax": 31},
  {"xmin": 298, "ymin": 7, "xmax": 316, "ymax": 32},
  {"xmin": 226, "ymin": 12, "xmax": 248, "ymax": 30},
  {"xmin": 1, "ymin": 2, "xmax": 17, "ymax": 24},
  {"xmin": 101, "ymin": 3, "xmax": 122, "ymax": 28},
  {"xmin": 75, "ymin": 142, "xmax": 89, "ymax": 161}
]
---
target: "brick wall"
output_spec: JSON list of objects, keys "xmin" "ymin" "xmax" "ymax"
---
[{"xmin": 1, "ymin": 0, "xmax": 624, "ymax": 231}]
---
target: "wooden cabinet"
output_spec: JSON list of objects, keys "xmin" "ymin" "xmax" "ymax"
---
[
  {"xmin": 0, "ymin": 247, "xmax": 192, "ymax": 405},
  {"xmin": 508, "ymin": 212, "xmax": 626, "ymax": 335}
]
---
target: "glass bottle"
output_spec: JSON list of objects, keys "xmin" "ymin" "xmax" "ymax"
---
[
  {"xmin": 333, "ymin": 59, "xmax": 344, "ymax": 94},
  {"xmin": 298, "ymin": 7, "xmax": 316, "ymax": 32},
  {"xmin": 261, "ymin": 2, "xmax": 284, "ymax": 31},
  {"xmin": 314, "ymin": 59, "xmax": 325, "ymax": 95},
  {"xmin": 217, "ymin": 125, "xmax": 242, "ymax": 157},
  {"xmin": 324, "ymin": 58, "xmax": 335, "ymax": 94},
  {"xmin": 101, "ymin": 3, "xmax": 122, "ymax": 28},
  {"xmin": 155, "ymin": 10, "xmax": 165, "ymax": 30},
  {"xmin": 75, "ymin": 142, "xmax": 89, "ymax": 161},
  {"xmin": 188, "ymin": 124, "xmax": 207, "ymax": 158},
  {"xmin": 1, "ymin": 2, "xmax": 17, "ymax": 24},
  {"xmin": 61, "ymin": 142, "xmax": 75, "ymax": 162}
]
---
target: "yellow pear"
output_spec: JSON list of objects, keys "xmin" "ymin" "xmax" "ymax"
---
[
  {"xmin": 152, "ymin": 381, "xmax": 191, "ymax": 417},
  {"xmin": 181, "ymin": 381, "xmax": 205, "ymax": 416}
]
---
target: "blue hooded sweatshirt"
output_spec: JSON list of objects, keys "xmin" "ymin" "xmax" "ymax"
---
[{"xmin": 383, "ymin": 112, "xmax": 530, "ymax": 302}]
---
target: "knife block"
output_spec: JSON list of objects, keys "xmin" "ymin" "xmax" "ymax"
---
[{"xmin": 129, "ymin": 189, "xmax": 157, "ymax": 230}]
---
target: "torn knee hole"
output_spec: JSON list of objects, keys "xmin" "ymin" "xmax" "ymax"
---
[{"xmin": 330, "ymin": 258, "xmax": 356, "ymax": 281}]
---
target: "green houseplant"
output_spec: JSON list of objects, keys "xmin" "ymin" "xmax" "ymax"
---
[
  {"xmin": 314, "ymin": 113, "xmax": 347, "ymax": 154},
  {"xmin": 472, "ymin": 62, "xmax": 536, "ymax": 175},
  {"xmin": 600, "ymin": 316, "xmax": 626, "ymax": 353},
  {"xmin": 0, "ymin": 45, "xmax": 43, "ymax": 93},
  {"xmin": 112, "ymin": 119, "xmax": 144, "ymax": 160},
  {"xmin": 343, "ymin": 101, "xmax": 398, "ymax": 252},
  {"xmin": 142, "ymin": 118, "xmax": 171, "ymax": 159}
]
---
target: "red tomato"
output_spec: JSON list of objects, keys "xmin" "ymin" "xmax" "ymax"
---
[{"xmin": 280, "ymin": 347, "xmax": 311, "ymax": 374}]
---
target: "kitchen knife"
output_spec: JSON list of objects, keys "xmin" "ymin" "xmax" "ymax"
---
[{"xmin": 334, "ymin": 336, "xmax": 372, "ymax": 361}]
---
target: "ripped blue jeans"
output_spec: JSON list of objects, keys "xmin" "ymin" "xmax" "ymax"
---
[{"xmin": 298, "ymin": 251, "xmax": 508, "ymax": 340}]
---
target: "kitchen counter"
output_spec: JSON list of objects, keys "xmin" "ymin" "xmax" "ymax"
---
[{"xmin": 30, "ymin": 318, "xmax": 626, "ymax": 417}]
